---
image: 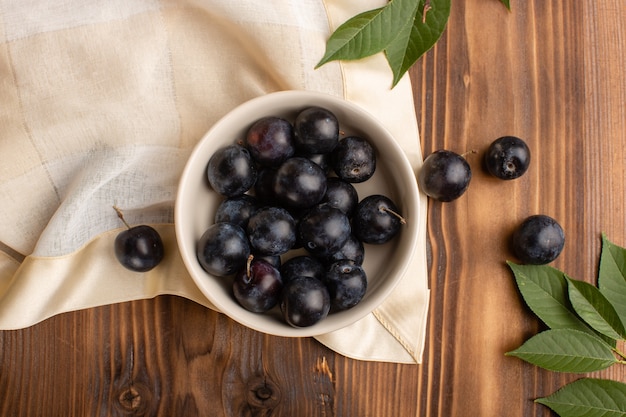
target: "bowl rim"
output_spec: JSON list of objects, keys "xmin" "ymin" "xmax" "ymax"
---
[{"xmin": 175, "ymin": 90, "xmax": 420, "ymax": 337}]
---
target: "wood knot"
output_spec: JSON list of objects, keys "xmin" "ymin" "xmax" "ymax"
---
[
  {"xmin": 116, "ymin": 382, "xmax": 152, "ymax": 415},
  {"xmin": 246, "ymin": 377, "xmax": 281, "ymax": 409},
  {"xmin": 119, "ymin": 386, "xmax": 141, "ymax": 410}
]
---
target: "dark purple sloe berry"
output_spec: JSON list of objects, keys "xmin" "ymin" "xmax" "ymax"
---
[
  {"xmin": 280, "ymin": 276, "xmax": 330, "ymax": 328},
  {"xmin": 331, "ymin": 136, "xmax": 376, "ymax": 183},
  {"xmin": 353, "ymin": 194, "xmax": 404, "ymax": 244},
  {"xmin": 233, "ymin": 256, "xmax": 283, "ymax": 313},
  {"xmin": 113, "ymin": 206, "xmax": 164, "ymax": 272},
  {"xmin": 273, "ymin": 157, "xmax": 327, "ymax": 209},
  {"xmin": 512, "ymin": 215, "xmax": 565, "ymax": 265},
  {"xmin": 484, "ymin": 136, "xmax": 531, "ymax": 180},
  {"xmin": 247, "ymin": 206, "xmax": 296, "ymax": 256},
  {"xmin": 324, "ymin": 260, "xmax": 368, "ymax": 311},
  {"xmin": 294, "ymin": 106, "xmax": 339, "ymax": 154},
  {"xmin": 197, "ymin": 222, "xmax": 250, "ymax": 277},
  {"xmin": 214, "ymin": 194, "xmax": 259, "ymax": 229},
  {"xmin": 207, "ymin": 144, "xmax": 257, "ymax": 197},
  {"xmin": 245, "ymin": 116, "xmax": 295, "ymax": 167},
  {"xmin": 417, "ymin": 150, "xmax": 471, "ymax": 202}
]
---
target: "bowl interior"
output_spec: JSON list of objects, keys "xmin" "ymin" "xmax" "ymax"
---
[{"xmin": 175, "ymin": 90, "xmax": 420, "ymax": 337}]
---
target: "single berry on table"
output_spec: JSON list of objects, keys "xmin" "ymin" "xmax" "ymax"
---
[
  {"xmin": 512, "ymin": 214, "xmax": 565, "ymax": 265},
  {"xmin": 484, "ymin": 136, "xmax": 531, "ymax": 180},
  {"xmin": 113, "ymin": 206, "xmax": 164, "ymax": 272},
  {"xmin": 417, "ymin": 150, "xmax": 472, "ymax": 202}
]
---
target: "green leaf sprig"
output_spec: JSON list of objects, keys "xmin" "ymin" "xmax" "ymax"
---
[
  {"xmin": 316, "ymin": 0, "xmax": 510, "ymax": 88},
  {"xmin": 507, "ymin": 234, "xmax": 626, "ymax": 417}
]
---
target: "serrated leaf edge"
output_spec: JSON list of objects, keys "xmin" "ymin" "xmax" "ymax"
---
[
  {"xmin": 316, "ymin": 0, "xmax": 451, "ymax": 88},
  {"xmin": 566, "ymin": 276, "xmax": 626, "ymax": 341},
  {"xmin": 507, "ymin": 261, "xmax": 618, "ymax": 346},
  {"xmin": 505, "ymin": 328, "xmax": 617, "ymax": 373},
  {"xmin": 315, "ymin": 7, "xmax": 387, "ymax": 68},
  {"xmin": 507, "ymin": 262, "xmax": 586, "ymax": 328},
  {"xmin": 535, "ymin": 378, "xmax": 626, "ymax": 416},
  {"xmin": 598, "ymin": 233, "xmax": 626, "ymax": 327}
]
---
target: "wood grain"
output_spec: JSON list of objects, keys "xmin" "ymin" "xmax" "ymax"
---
[
  {"xmin": 413, "ymin": 0, "xmax": 626, "ymax": 416},
  {"xmin": 0, "ymin": 297, "xmax": 420, "ymax": 416},
  {"xmin": 1, "ymin": 1, "xmax": 625, "ymax": 416}
]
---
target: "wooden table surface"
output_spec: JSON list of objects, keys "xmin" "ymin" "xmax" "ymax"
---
[{"xmin": 1, "ymin": 1, "xmax": 625, "ymax": 416}]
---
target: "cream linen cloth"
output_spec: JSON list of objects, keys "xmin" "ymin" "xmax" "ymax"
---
[{"xmin": 0, "ymin": 0, "xmax": 430, "ymax": 364}]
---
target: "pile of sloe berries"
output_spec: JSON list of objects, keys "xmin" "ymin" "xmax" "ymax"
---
[{"xmin": 196, "ymin": 106, "xmax": 405, "ymax": 328}]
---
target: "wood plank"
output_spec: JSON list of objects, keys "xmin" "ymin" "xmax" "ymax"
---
[
  {"xmin": 412, "ymin": 1, "xmax": 625, "ymax": 416},
  {"xmin": 0, "ymin": 296, "xmax": 422, "ymax": 415}
]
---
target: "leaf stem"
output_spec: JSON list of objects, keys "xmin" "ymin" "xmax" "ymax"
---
[
  {"xmin": 613, "ymin": 346, "xmax": 626, "ymax": 361},
  {"xmin": 422, "ymin": 0, "xmax": 432, "ymax": 23}
]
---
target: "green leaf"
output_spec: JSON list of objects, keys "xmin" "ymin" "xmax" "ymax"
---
[
  {"xmin": 536, "ymin": 378, "xmax": 626, "ymax": 417},
  {"xmin": 508, "ymin": 262, "xmax": 617, "ymax": 346},
  {"xmin": 499, "ymin": 0, "xmax": 511, "ymax": 11},
  {"xmin": 316, "ymin": 7, "xmax": 390, "ymax": 67},
  {"xmin": 316, "ymin": 0, "xmax": 451, "ymax": 87},
  {"xmin": 598, "ymin": 234, "xmax": 626, "ymax": 326},
  {"xmin": 567, "ymin": 277, "xmax": 626, "ymax": 341},
  {"xmin": 384, "ymin": 0, "xmax": 451, "ymax": 87},
  {"xmin": 508, "ymin": 262, "xmax": 595, "ymax": 333},
  {"xmin": 505, "ymin": 329, "xmax": 617, "ymax": 373}
]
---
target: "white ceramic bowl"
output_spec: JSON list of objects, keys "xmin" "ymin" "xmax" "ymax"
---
[{"xmin": 175, "ymin": 90, "xmax": 420, "ymax": 337}]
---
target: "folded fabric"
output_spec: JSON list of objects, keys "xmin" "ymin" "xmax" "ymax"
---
[{"xmin": 0, "ymin": 0, "xmax": 429, "ymax": 364}]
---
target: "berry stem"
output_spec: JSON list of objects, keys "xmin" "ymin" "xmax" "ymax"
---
[
  {"xmin": 381, "ymin": 206, "xmax": 407, "ymax": 225},
  {"xmin": 461, "ymin": 149, "xmax": 478, "ymax": 159},
  {"xmin": 113, "ymin": 206, "xmax": 132, "ymax": 230},
  {"xmin": 246, "ymin": 254, "xmax": 254, "ymax": 277}
]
